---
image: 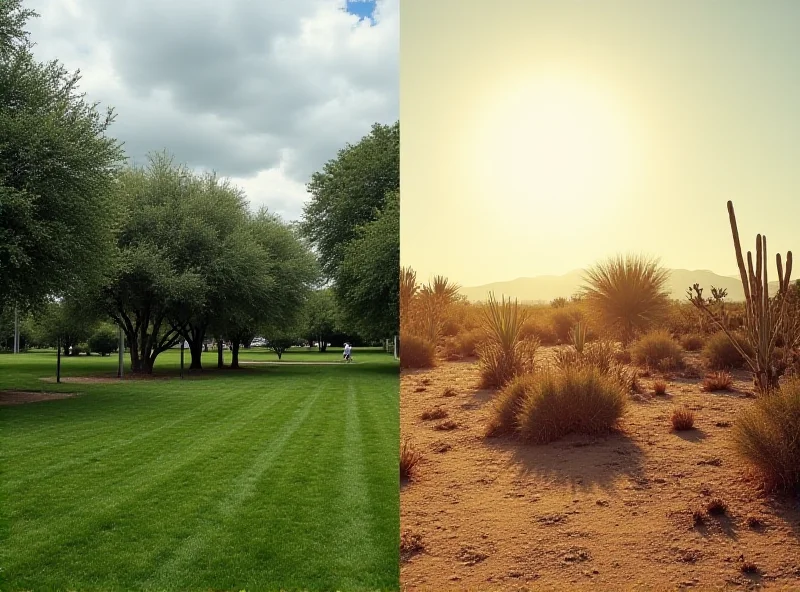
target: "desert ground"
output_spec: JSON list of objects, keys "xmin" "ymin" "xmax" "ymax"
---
[{"xmin": 400, "ymin": 350, "xmax": 800, "ymax": 591}]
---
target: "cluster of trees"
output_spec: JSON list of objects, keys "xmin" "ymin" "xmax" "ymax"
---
[{"xmin": 0, "ymin": 0, "xmax": 399, "ymax": 372}]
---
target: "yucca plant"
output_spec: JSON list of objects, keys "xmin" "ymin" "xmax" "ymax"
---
[
  {"xmin": 583, "ymin": 254, "xmax": 671, "ymax": 345},
  {"xmin": 477, "ymin": 292, "xmax": 537, "ymax": 388},
  {"xmin": 400, "ymin": 266, "xmax": 419, "ymax": 331},
  {"xmin": 569, "ymin": 320, "xmax": 588, "ymax": 354},
  {"xmin": 688, "ymin": 201, "xmax": 793, "ymax": 394}
]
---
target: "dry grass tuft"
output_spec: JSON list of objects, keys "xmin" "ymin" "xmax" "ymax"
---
[
  {"xmin": 400, "ymin": 530, "xmax": 425, "ymax": 562},
  {"xmin": 701, "ymin": 371, "xmax": 733, "ymax": 392},
  {"xmin": 485, "ymin": 374, "xmax": 537, "ymax": 438},
  {"xmin": 515, "ymin": 366, "xmax": 628, "ymax": 445},
  {"xmin": 671, "ymin": 406, "xmax": 695, "ymax": 431},
  {"xmin": 653, "ymin": 379, "xmax": 668, "ymax": 396},
  {"xmin": 692, "ymin": 509, "xmax": 706, "ymax": 526},
  {"xmin": 746, "ymin": 515, "xmax": 764, "ymax": 528},
  {"xmin": 631, "ymin": 329, "xmax": 684, "ymax": 369},
  {"xmin": 740, "ymin": 561, "xmax": 759, "ymax": 574},
  {"xmin": 705, "ymin": 498, "xmax": 727, "ymax": 516},
  {"xmin": 434, "ymin": 420, "xmax": 458, "ymax": 431},
  {"xmin": 681, "ymin": 333, "xmax": 705, "ymax": 352},
  {"xmin": 442, "ymin": 386, "xmax": 457, "ymax": 397},
  {"xmin": 420, "ymin": 407, "xmax": 448, "ymax": 421},
  {"xmin": 400, "ymin": 439, "xmax": 423, "ymax": 481},
  {"xmin": 732, "ymin": 378, "xmax": 800, "ymax": 491},
  {"xmin": 399, "ymin": 333, "xmax": 436, "ymax": 369},
  {"xmin": 703, "ymin": 331, "xmax": 753, "ymax": 370}
]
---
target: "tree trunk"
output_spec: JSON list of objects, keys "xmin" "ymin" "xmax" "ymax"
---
[
  {"xmin": 231, "ymin": 341, "xmax": 240, "ymax": 369},
  {"xmin": 189, "ymin": 340, "xmax": 204, "ymax": 370},
  {"xmin": 217, "ymin": 338, "xmax": 224, "ymax": 368}
]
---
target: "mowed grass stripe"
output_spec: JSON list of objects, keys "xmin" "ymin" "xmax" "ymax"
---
[
  {"xmin": 142, "ymin": 384, "xmax": 324, "ymax": 590},
  {"xmin": 4, "ymin": 386, "xmax": 298, "ymax": 575},
  {"xmin": 1, "ymin": 351, "xmax": 399, "ymax": 591},
  {"xmin": 2, "ymin": 384, "xmax": 260, "ymax": 485}
]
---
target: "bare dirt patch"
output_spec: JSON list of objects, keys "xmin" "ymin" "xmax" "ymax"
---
[
  {"xmin": 0, "ymin": 390, "xmax": 78, "ymax": 405},
  {"xmin": 401, "ymin": 350, "xmax": 800, "ymax": 591}
]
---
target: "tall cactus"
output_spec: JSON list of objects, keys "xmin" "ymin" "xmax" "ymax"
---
[{"xmin": 688, "ymin": 201, "xmax": 793, "ymax": 394}]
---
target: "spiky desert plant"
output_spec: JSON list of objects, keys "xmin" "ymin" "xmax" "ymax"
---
[
  {"xmin": 400, "ymin": 266, "xmax": 419, "ymax": 331},
  {"xmin": 400, "ymin": 438, "xmax": 423, "ymax": 481},
  {"xmin": 569, "ymin": 320, "xmax": 588, "ymax": 354},
  {"xmin": 477, "ymin": 292, "xmax": 537, "ymax": 389},
  {"xmin": 583, "ymin": 254, "xmax": 671, "ymax": 344},
  {"xmin": 688, "ymin": 201, "xmax": 794, "ymax": 394}
]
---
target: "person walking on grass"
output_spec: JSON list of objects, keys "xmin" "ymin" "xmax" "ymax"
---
[{"xmin": 343, "ymin": 342, "xmax": 353, "ymax": 363}]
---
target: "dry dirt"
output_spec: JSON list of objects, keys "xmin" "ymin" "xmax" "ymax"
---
[
  {"xmin": 400, "ymin": 350, "xmax": 800, "ymax": 591},
  {"xmin": 0, "ymin": 390, "xmax": 78, "ymax": 405}
]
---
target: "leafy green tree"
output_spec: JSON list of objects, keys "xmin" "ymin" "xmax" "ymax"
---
[
  {"xmin": 220, "ymin": 211, "xmax": 318, "ymax": 369},
  {"xmin": 300, "ymin": 289, "xmax": 339, "ymax": 352},
  {"xmin": 99, "ymin": 155, "xmax": 206, "ymax": 373},
  {"xmin": 88, "ymin": 324, "xmax": 118, "ymax": 356},
  {"xmin": 335, "ymin": 190, "xmax": 399, "ymax": 339},
  {"xmin": 29, "ymin": 298, "xmax": 100, "ymax": 355},
  {"xmin": 301, "ymin": 121, "xmax": 399, "ymax": 279},
  {"xmin": 300, "ymin": 122, "xmax": 399, "ymax": 339},
  {"xmin": 0, "ymin": 0, "xmax": 124, "ymax": 313}
]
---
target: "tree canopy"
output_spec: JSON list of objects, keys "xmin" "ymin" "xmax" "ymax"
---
[{"xmin": 0, "ymin": 0, "xmax": 124, "ymax": 313}]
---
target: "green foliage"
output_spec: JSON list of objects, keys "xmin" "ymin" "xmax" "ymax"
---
[
  {"xmin": 583, "ymin": 254, "xmax": 671, "ymax": 344},
  {"xmin": 301, "ymin": 122, "xmax": 399, "ymax": 278},
  {"xmin": 88, "ymin": 324, "xmax": 118, "ymax": 356},
  {"xmin": 300, "ymin": 289, "xmax": 340, "ymax": 351},
  {"xmin": 29, "ymin": 298, "xmax": 100, "ymax": 353},
  {"xmin": 301, "ymin": 123, "xmax": 399, "ymax": 339},
  {"xmin": 0, "ymin": 1, "xmax": 124, "ymax": 312},
  {"xmin": 334, "ymin": 190, "xmax": 399, "ymax": 339}
]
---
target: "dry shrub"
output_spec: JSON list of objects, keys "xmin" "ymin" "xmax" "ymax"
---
[
  {"xmin": 583, "ymin": 254, "xmax": 671, "ymax": 344},
  {"xmin": 485, "ymin": 374, "xmax": 536, "ymax": 438},
  {"xmin": 400, "ymin": 438, "xmax": 423, "ymax": 481},
  {"xmin": 516, "ymin": 366, "xmax": 628, "ymax": 444},
  {"xmin": 434, "ymin": 419, "xmax": 458, "ymax": 431},
  {"xmin": 701, "ymin": 371, "xmax": 733, "ymax": 392},
  {"xmin": 732, "ymin": 378, "xmax": 800, "ymax": 491},
  {"xmin": 400, "ymin": 530, "xmax": 425, "ymax": 562},
  {"xmin": 681, "ymin": 334, "xmax": 705, "ymax": 352},
  {"xmin": 614, "ymin": 348, "xmax": 632, "ymax": 364},
  {"xmin": 420, "ymin": 406, "xmax": 448, "ymax": 421},
  {"xmin": 456, "ymin": 328, "xmax": 485, "ymax": 357},
  {"xmin": 705, "ymin": 498, "xmax": 727, "ymax": 516},
  {"xmin": 671, "ymin": 406, "xmax": 695, "ymax": 431},
  {"xmin": 399, "ymin": 332, "xmax": 436, "ymax": 369},
  {"xmin": 555, "ymin": 340, "xmax": 640, "ymax": 394},
  {"xmin": 653, "ymin": 379, "xmax": 668, "ymax": 396},
  {"xmin": 631, "ymin": 330, "xmax": 684, "ymax": 369},
  {"xmin": 703, "ymin": 331, "xmax": 753, "ymax": 370},
  {"xmin": 550, "ymin": 309, "xmax": 581, "ymax": 343},
  {"xmin": 477, "ymin": 293, "xmax": 537, "ymax": 389},
  {"xmin": 520, "ymin": 318, "xmax": 558, "ymax": 346}
]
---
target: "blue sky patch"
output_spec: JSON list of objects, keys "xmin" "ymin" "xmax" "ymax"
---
[{"xmin": 345, "ymin": 0, "xmax": 377, "ymax": 24}]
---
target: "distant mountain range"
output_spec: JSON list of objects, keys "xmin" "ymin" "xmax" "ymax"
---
[{"xmin": 459, "ymin": 269, "xmax": 782, "ymax": 304}]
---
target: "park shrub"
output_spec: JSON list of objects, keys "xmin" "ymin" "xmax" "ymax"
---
[
  {"xmin": 703, "ymin": 331, "xmax": 753, "ymax": 370},
  {"xmin": 631, "ymin": 330, "xmax": 684, "ymax": 369},
  {"xmin": 88, "ymin": 326, "xmax": 118, "ymax": 356},
  {"xmin": 732, "ymin": 378, "xmax": 800, "ymax": 492},
  {"xmin": 515, "ymin": 366, "xmax": 628, "ymax": 444}
]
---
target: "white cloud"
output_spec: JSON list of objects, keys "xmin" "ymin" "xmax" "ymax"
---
[{"xmin": 24, "ymin": 0, "xmax": 398, "ymax": 220}]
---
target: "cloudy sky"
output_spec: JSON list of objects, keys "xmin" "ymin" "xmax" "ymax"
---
[{"xmin": 25, "ymin": 0, "xmax": 398, "ymax": 221}]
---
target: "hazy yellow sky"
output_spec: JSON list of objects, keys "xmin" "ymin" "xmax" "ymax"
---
[{"xmin": 400, "ymin": 0, "xmax": 800, "ymax": 287}]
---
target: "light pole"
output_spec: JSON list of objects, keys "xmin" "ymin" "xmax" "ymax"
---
[
  {"xmin": 118, "ymin": 326, "xmax": 124, "ymax": 379},
  {"xmin": 13, "ymin": 305, "xmax": 19, "ymax": 354}
]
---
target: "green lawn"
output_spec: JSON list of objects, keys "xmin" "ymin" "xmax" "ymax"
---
[{"xmin": 0, "ymin": 348, "xmax": 399, "ymax": 591}]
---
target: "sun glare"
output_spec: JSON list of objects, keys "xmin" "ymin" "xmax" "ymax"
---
[{"xmin": 471, "ymin": 75, "xmax": 637, "ymax": 220}]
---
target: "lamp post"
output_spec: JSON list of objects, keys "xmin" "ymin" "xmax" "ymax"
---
[
  {"xmin": 117, "ymin": 326, "xmax": 124, "ymax": 380},
  {"xmin": 13, "ymin": 305, "xmax": 19, "ymax": 354}
]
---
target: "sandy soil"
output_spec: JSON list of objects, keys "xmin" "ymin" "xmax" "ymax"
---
[
  {"xmin": 400, "ymin": 351, "xmax": 800, "ymax": 591},
  {"xmin": 0, "ymin": 390, "xmax": 78, "ymax": 405}
]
